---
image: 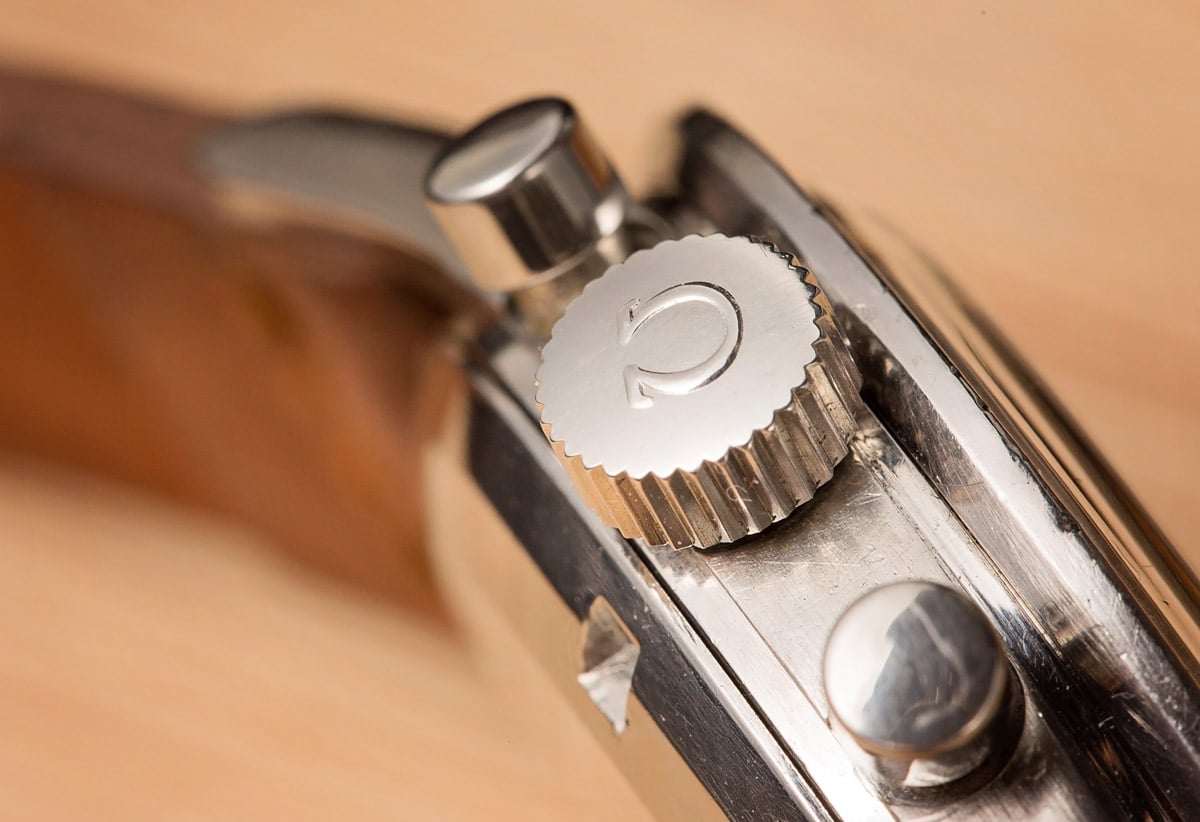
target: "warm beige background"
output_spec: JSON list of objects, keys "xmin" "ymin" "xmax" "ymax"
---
[
  {"xmin": 0, "ymin": 463, "xmax": 650, "ymax": 820},
  {"xmin": 1, "ymin": 2, "xmax": 1197, "ymax": 819}
]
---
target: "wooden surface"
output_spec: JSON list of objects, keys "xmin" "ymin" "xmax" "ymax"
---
[
  {"xmin": 0, "ymin": 2, "xmax": 1197, "ymax": 818},
  {"xmin": 0, "ymin": 462, "xmax": 648, "ymax": 820},
  {"xmin": 0, "ymin": 99, "xmax": 447, "ymax": 611}
]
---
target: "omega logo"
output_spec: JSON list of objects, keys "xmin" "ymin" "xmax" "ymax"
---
[{"xmin": 619, "ymin": 282, "xmax": 743, "ymax": 409}]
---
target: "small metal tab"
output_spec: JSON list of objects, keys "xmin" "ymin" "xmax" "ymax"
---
[
  {"xmin": 823, "ymin": 581, "xmax": 1024, "ymax": 797},
  {"xmin": 577, "ymin": 597, "xmax": 640, "ymax": 734}
]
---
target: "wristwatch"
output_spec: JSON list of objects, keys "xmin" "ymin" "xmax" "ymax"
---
[{"xmin": 6, "ymin": 71, "xmax": 1198, "ymax": 819}]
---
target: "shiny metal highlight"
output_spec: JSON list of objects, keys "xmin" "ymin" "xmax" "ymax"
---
[
  {"xmin": 536, "ymin": 234, "xmax": 863, "ymax": 548},
  {"xmin": 424, "ymin": 97, "xmax": 632, "ymax": 296},
  {"xmin": 196, "ymin": 99, "xmax": 1200, "ymax": 820},
  {"xmin": 824, "ymin": 581, "xmax": 1023, "ymax": 795}
]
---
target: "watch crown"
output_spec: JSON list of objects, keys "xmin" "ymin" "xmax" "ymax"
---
[{"xmin": 536, "ymin": 234, "xmax": 863, "ymax": 548}]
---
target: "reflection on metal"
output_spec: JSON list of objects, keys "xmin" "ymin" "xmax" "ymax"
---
[
  {"xmin": 824, "ymin": 581, "xmax": 1024, "ymax": 797},
  {"xmin": 619, "ymin": 281, "xmax": 742, "ymax": 409},
  {"xmin": 201, "ymin": 111, "xmax": 469, "ymax": 285},
  {"xmin": 676, "ymin": 110, "xmax": 1200, "ymax": 817},
  {"xmin": 578, "ymin": 597, "xmax": 640, "ymax": 733},
  {"xmin": 198, "ymin": 100, "xmax": 1200, "ymax": 820},
  {"xmin": 424, "ymin": 98, "xmax": 630, "ymax": 292},
  {"xmin": 465, "ymin": 371, "xmax": 833, "ymax": 820},
  {"xmin": 422, "ymin": 98, "xmax": 668, "ymax": 337},
  {"xmin": 631, "ymin": 403, "xmax": 1106, "ymax": 818},
  {"xmin": 536, "ymin": 234, "xmax": 863, "ymax": 548}
]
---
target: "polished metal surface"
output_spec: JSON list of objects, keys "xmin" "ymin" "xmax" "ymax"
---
[
  {"xmin": 824, "ymin": 581, "xmax": 1023, "ymax": 794},
  {"xmin": 200, "ymin": 111, "xmax": 470, "ymax": 287},
  {"xmin": 491, "ymin": 286, "xmax": 1113, "ymax": 819},
  {"xmin": 463, "ymin": 367, "xmax": 833, "ymax": 820},
  {"xmin": 576, "ymin": 596, "xmax": 640, "ymax": 734},
  {"xmin": 676, "ymin": 111, "xmax": 1200, "ymax": 817},
  {"xmin": 469, "ymin": 111, "xmax": 1200, "ymax": 817},
  {"xmin": 536, "ymin": 233, "xmax": 863, "ymax": 548},
  {"xmin": 426, "ymin": 101, "xmax": 565, "ymax": 205},
  {"xmin": 424, "ymin": 98, "xmax": 635, "ymax": 304},
  {"xmin": 632, "ymin": 408, "xmax": 1108, "ymax": 819},
  {"xmin": 197, "ymin": 99, "xmax": 1200, "ymax": 820},
  {"xmin": 824, "ymin": 581, "xmax": 1008, "ymax": 758}
]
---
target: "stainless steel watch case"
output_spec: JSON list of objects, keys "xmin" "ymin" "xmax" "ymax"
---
[{"xmin": 201, "ymin": 103, "xmax": 1200, "ymax": 820}]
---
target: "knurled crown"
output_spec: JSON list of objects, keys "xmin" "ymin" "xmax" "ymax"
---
[{"xmin": 535, "ymin": 234, "xmax": 864, "ymax": 549}]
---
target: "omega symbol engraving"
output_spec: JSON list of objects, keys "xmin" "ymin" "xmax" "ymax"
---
[{"xmin": 619, "ymin": 282, "xmax": 743, "ymax": 409}]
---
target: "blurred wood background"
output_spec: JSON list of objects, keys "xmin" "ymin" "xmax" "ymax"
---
[{"xmin": 0, "ymin": 2, "xmax": 1197, "ymax": 819}]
